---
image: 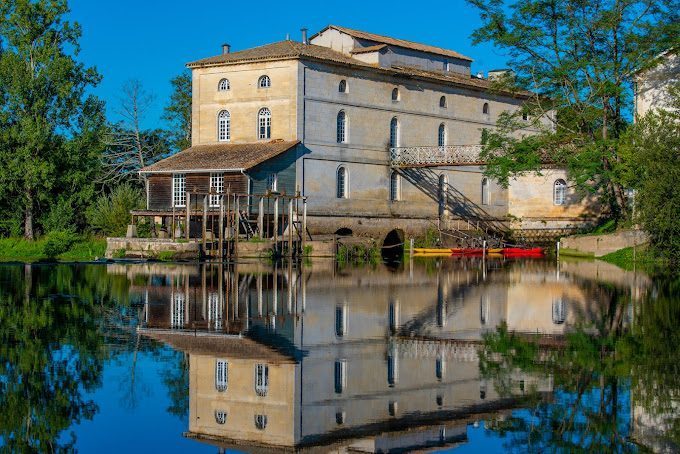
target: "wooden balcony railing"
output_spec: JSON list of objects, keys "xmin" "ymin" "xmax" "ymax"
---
[{"xmin": 390, "ymin": 145, "xmax": 484, "ymax": 167}]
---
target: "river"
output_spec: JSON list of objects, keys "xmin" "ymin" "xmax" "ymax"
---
[{"xmin": 0, "ymin": 256, "xmax": 677, "ymax": 452}]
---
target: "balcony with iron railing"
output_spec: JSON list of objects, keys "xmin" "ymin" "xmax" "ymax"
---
[{"xmin": 390, "ymin": 145, "xmax": 484, "ymax": 167}]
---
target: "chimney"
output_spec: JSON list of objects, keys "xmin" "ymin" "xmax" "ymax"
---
[
  {"xmin": 476, "ymin": 71, "xmax": 484, "ymax": 79},
  {"xmin": 221, "ymin": 43, "xmax": 231, "ymax": 55},
  {"xmin": 301, "ymin": 28, "xmax": 308, "ymax": 45}
]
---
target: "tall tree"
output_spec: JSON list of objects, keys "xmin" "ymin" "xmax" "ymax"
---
[
  {"xmin": 467, "ymin": 0, "xmax": 679, "ymax": 218},
  {"xmin": 0, "ymin": 0, "xmax": 102, "ymax": 239},
  {"xmin": 163, "ymin": 71, "xmax": 192, "ymax": 152}
]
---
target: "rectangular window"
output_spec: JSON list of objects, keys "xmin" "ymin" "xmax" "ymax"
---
[
  {"xmin": 210, "ymin": 173, "xmax": 224, "ymax": 207},
  {"xmin": 172, "ymin": 173, "xmax": 186, "ymax": 207},
  {"xmin": 215, "ymin": 359, "xmax": 228, "ymax": 392},
  {"xmin": 208, "ymin": 292, "xmax": 222, "ymax": 330},
  {"xmin": 255, "ymin": 363, "xmax": 269, "ymax": 396},
  {"xmin": 171, "ymin": 292, "xmax": 185, "ymax": 329},
  {"xmin": 266, "ymin": 173, "xmax": 278, "ymax": 192},
  {"xmin": 334, "ymin": 359, "xmax": 347, "ymax": 394},
  {"xmin": 335, "ymin": 305, "xmax": 346, "ymax": 337}
]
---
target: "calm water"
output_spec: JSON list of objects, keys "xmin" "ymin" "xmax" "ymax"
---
[{"xmin": 0, "ymin": 257, "xmax": 677, "ymax": 453}]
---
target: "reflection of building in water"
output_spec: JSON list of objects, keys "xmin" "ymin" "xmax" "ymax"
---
[{"xmin": 135, "ymin": 260, "xmax": 606, "ymax": 450}]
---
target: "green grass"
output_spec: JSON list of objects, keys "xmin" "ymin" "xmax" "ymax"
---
[
  {"xmin": 599, "ymin": 245, "xmax": 660, "ymax": 272},
  {"xmin": 0, "ymin": 236, "xmax": 106, "ymax": 262}
]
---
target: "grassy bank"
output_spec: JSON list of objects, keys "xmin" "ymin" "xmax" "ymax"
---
[
  {"xmin": 0, "ymin": 236, "xmax": 107, "ymax": 263},
  {"xmin": 599, "ymin": 245, "xmax": 662, "ymax": 273}
]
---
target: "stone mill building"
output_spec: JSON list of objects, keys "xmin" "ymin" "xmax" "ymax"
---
[{"xmin": 139, "ymin": 25, "xmax": 598, "ymax": 242}]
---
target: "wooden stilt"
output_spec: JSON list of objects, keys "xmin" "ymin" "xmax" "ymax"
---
[{"xmin": 185, "ymin": 192, "xmax": 190, "ymax": 241}]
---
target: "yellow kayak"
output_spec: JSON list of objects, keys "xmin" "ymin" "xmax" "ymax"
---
[{"xmin": 413, "ymin": 248, "xmax": 453, "ymax": 254}]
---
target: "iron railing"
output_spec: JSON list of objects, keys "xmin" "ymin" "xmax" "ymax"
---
[{"xmin": 390, "ymin": 145, "xmax": 484, "ymax": 167}]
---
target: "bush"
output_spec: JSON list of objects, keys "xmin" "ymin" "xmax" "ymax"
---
[
  {"xmin": 43, "ymin": 231, "xmax": 78, "ymax": 259},
  {"xmin": 42, "ymin": 198, "xmax": 76, "ymax": 233},
  {"xmin": 87, "ymin": 183, "xmax": 144, "ymax": 237}
]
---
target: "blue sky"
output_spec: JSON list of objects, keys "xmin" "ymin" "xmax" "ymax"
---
[{"xmin": 68, "ymin": 0, "xmax": 509, "ymax": 129}]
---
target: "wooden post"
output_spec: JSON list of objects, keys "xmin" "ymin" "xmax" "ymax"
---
[
  {"xmin": 258, "ymin": 197, "xmax": 264, "ymax": 239},
  {"xmin": 288, "ymin": 198, "xmax": 293, "ymax": 257},
  {"xmin": 219, "ymin": 196, "xmax": 225, "ymax": 261},
  {"xmin": 225, "ymin": 189, "xmax": 231, "ymax": 259},
  {"xmin": 302, "ymin": 197, "xmax": 308, "ymax": 254},
  {"xmin": 234, "ymin": 195, "xmax": 240, "ymax": 260},
  {"xmin": 273, "ymin": 197, "xmax": 279, "ymax": 250},
  {"xmin": 185, "ymin": 192, "xmax": 190, "ymax": 241},
  {"xmin": 202, "ymin": 195, "xmax": 208, "ymax": 255},
  {"xmin": 172, "ymin": 205, "xmax": 175, "ymax": 240}
]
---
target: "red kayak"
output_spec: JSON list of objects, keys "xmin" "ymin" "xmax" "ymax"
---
[{"xmin": 502, "ymin": 247, "xmax": 545, "ymax": 257}]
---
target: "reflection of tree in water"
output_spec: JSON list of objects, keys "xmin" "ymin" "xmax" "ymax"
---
[
  {"xmin": 0, "ymin": 264, "xmax": 150, "ymax": 450},
  {"xmin": 161, "ymin": 352, "xmax": 190, "ymax": 421},
  {"xmin": 479, "ymin": 278, "xmax": 680, "ymax": 452}
]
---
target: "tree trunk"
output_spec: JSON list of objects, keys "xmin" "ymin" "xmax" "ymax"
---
[{"xmin": 24, "ymin": 189, "xmax": 34, "ymax": 240}]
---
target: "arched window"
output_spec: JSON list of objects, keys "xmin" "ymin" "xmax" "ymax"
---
[
  {"xmin": 215, "ymin": 360, "xmax": 228, "ymax": 392},
  {"xmin": 336, "ymin": 166, "xmax": 348, "ymax": 199},
  {"xmin": 255, "ymin": 363, "xmax": 269, "ymax": 396},
  {"xmin": 483, "ymin": 102, "xmax": 490, "ymax": 115},
  {"xmin": 481, "ymin": 177, "xmax": 490, "ymax": 205},
  {"xmin": 552, "ymin": 299, "xmax": 566, "ymax": 324},
  {"xmin": 480, "ymin": 295, "xmax": 489, "ymax": 325},
  {"xmin": 389, "ymin": 171, "xmax": 400, "ymax": 201},
  {"xmin": 391, "ymin": 87, "xmax": 400, "ymax": 101},
  {"xmin": 339, "ymin": 79, "xmax": 347, "ymax": 93},
  {"xmin": 335, "ymin": 305, "xmax": 346, "ymax": 336},
  {"xmin": 334, "ymin": 359, "xmax": 347, "ymax": 394},
  {"xmin": 336, "ymin": 411, "xmax": 346, "ymax": 425},
  {"xmin": 554, "ymin": 179, "xmax": 567, "ymax": 205},
  {"xmin": 254, "ymin": 415, "xmax": 267, "ymax": 430},
  {"xmin": 218, "ymin": 78, "xmax": 230, "ymax": 91},
  {"xmin": 258, "ymin": 75, "xmax": 271, "ymax": 88},
  {"xmin": 217, "ymin": 110, "xmax": 230, "ymax": 142},
  {"xmin": 435, "ymin": 356, "xmax": 445, "ymax": 381},
  {"xmin": 389, "ymin": 117, "xmax": 399, "ymax": 148},
  {"xmin": 336, "ymin": 110, "xmax": 347, "ymax": 143},
  {"xmin": 258, "ymin": 107, "xmax": 271, "ymax": 139},
  {"xmin": 439, "ymin": 96, "xmax": 447, "ymax": 108},
  {"xmin": 215, "ymin": 410, "xmax": 227, "ymax": 425},
  {"xmin": 438, "ymin": 123, "xmax": 446, "ymax": 147}
]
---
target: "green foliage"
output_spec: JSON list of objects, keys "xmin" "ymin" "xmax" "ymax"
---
[
  {"xmin": 42, "ymin": 231, "xmax": 77, "ymax": 259},
  {"xmin": 112, "ymin": 248, "xmax": 126, "ymax": 259},
  {"xmin": 0, "ymin": 0, "xmax": 104, "ymax": 239},
  {"xmin": 467, "ymin": 0, "xmax": 679, "ymax": 217},
  {"xmin": 163, "ymin": 71, "xmax": 192, "ymax": 152},
  {"xmin": 156, "ymin": 250, "xmax": 175, "ymax": 261},
  {"xmin": 600, "ymin": 245, "xmax": 661, "ymax": 273},
  {"xmin": 413, "ymin": 228, "xmax": 441, "ymax": 248},
  {"xmin": 619, "ymin": 85, "xmax": 680, "ymax": 265},
  {"xmin": 86, "ymin": 183, "xmax": 144, "ymax": 237}
]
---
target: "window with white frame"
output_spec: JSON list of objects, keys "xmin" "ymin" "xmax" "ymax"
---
[
  {"xmin": 389, "ymin": 117, "xmax": 399, "ymax": 148},
  {"xmin": 171, "ymin": 292, "xmax": 185, "ymax": 328},
  {"xmin": 266, "ymin": 173, "xmax": 278, "ymax": 192},
  {"xmin": 208, "ymin": 291, "xmax": 222, "ymax": 330},
  {"xmin": 172, "ymin": 173, "xmax": 186, "ymax": 207},
  {"xmin": 217, "ymin": 110, "xmax": 230, "ymax": 142},
  {"xmin": 483, "ymin": 102, "xmax": 490, "ymax": 115},
  {"xmin": 334, "ymin": 359, "xmax": 347, "ymax": 394},
  {"xmin": 438, "ymin": 123, "xmax": 446, "ymax": 147},
  {"xmin": 215, "ymin": 359, "xmax": 228, "ymax": 392},
  {"xmin": 215, "ymin": 410, "xmax": 227, "ymax": 425},
  {"xmin": 339, "ymin": 79, "xmax": 347, "ymax": 93},
  {"xmin": 552, "ymin": 299, "xmax": 566, "ymax": 324},
  {"xmin": 258, "ymin": 107, "xmax": 271, "ymax": 139},
  {"xmin": 218, "ymin": 78, "xmax": 230, "ymax": 91},
  {"xmin": 336, "ymin": 110, "xmax": 347, "ymax": 143},
  {"xmin": 210, "ymin": 173, "xmax": 224, "ymax": 207},
  {"xmin": 554, "ymin": 179, "xmax": 567, "ymax": 205},
  {"xmin": 435, "ymin": 356, "xmax": 445, "ymax": 381},
  {"xmin": 481, "ymin": 177, "xmax": 490, "ymax": 205},
  {"xmin": 387, "ymin": 352, "xmax": 398, "ymax": 387},
  {"xmin": 439, "ymin": 96, "xmax": 447, "ymax": 108},
  {"xmin": 389, "ymin": 171, "xmax": 400, "ymax": 201},
  {"xmin": 258, "ymin": 75, "xmax": 271, "ymax": 88},
  {"xmin": 336, "ymin": 167, "xmax": 348, "ymax": 199},
  {"xmin": 254, "ymin": 414, "xmax": 267, "ymax": 430},
  {"xmin": 255, "ymin": 363, "xmax": 269, "ymax": 396},
  {"xmin": 391, "ymin": 87, "xmax": 399, "ymax": 101},
  {"xmin": 335, "ymin": 305, "xmax": 347, "ymax": 337}
]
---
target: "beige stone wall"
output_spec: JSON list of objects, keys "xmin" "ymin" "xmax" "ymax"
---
[
  {"xmin": 191, "ymin": 60, "xmax": 298, "ymax": 146},
  {"xmin": 188, "ymin": 355, "xmax": 297, "ymax": 447},
  {"xmin": 635, "ymin": 51, "xmax": 679, "ymax": 118},
  {"xmin": 508, "ymin": 169, "xmax": 601, "ymax": 230}
]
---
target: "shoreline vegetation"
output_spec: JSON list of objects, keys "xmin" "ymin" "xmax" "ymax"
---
[{"xmin": 0, "ymin": 236, "xmax": 106, "ymax": 263}]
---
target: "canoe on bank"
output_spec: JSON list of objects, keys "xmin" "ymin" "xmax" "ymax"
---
[{"xmin": 413, "ymin": 247, "xmax": 545, "ymax": 257}]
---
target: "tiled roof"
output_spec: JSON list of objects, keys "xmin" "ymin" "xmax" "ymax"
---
[
  {"xmin": 315, "ymin": 25, "xmax": 473, "ymax": 62},
  {"xmin": 139, "ymin": 140, "xmax": 300, "ymax": 173},
  {"xmin": 187, "ymin": 40, "xmax": 362, "ymax": 68}
]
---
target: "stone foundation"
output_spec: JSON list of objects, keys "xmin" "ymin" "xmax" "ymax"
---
[
  {"xmin": 560, "ymin": 229, "xmax": 649, "ymax": 257},
  {"xmin": 106, "ymin": 238, "xmax": 200, "ymax": 260}
]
